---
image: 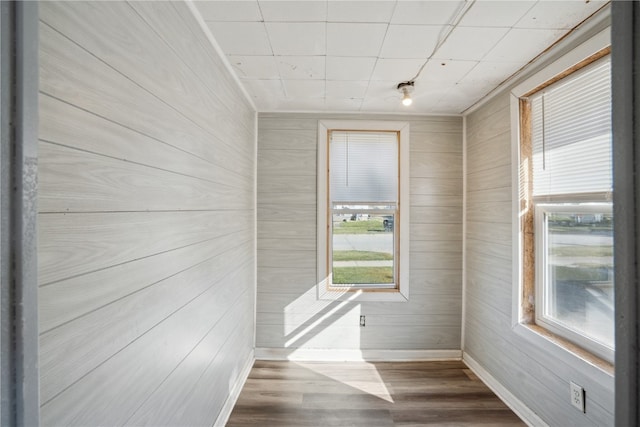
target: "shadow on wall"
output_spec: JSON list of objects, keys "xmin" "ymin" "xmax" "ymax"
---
[{"xmin": 281, "ymin": 286, "xmax": 364, "ymax": 353}]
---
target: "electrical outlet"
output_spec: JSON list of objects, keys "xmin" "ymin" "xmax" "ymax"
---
[
  {"xmin": 570, "ymin": 381, "xmax": 585, "ymax": 413},
  {"xmin": 359, "ymin": 315, "xmax": 366, "ymax": 327}
]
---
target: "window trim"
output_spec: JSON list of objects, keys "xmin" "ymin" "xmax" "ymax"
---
[
  {"xmin": 509, "ymin": 26, "xmax": 614, "ymax": 372},
  {"xmin": 317, "ymin": 120, "xmax": 410, "ymax": 302}
]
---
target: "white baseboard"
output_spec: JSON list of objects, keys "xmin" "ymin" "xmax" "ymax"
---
[
  {"xmin": 463, "ymin": 353, "xmax": 549, "ymax": 427},
  {"xmin": 255, "ymin": 348, "xmax": 462, "ymax": 361},
  {"xmin": 213, "ymin": 349, "xmax": 255, "ymax": 427}
]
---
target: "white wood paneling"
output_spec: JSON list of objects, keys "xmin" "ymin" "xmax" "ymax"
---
[
  {"xmin": 39, "ymin": 211, "xmax": 251, "ymax": 285},
  {"xmin": 41, "ymin": 267, "xmax": 253, "ymax": 426},
  {"xmin": 257, "ymin": 324, "xmax": 461, "ymax": 350},
  {"xmin": 41, "ymin": 1, "xmax": 254, "ymax": 155},
  {"xmin": 39, "ymin": 142, "xmax": 252, "ymax": 212},
  {"xmin": 38, "ymin": 2, "xmax": 256, "ymax": 426},
  {"xmin": 464, "ymin": 85, "xmax": 614, "ymax": 425},
  {"xmin": 39, "ymin": 95, "xmax": 252, "ymax": 188},
  {"xmin": 256, "ymin": 113, "xmax": 463, "ymax": 353},
  {"xmin": 40, "ymin": 243, "xmax": 252, "ymax": 403},
  {"xmin": 39, "ymin": 233, "xmax": 251, "ymax": 333},
  {"xmin": 256, "ymin": 291, "xmax": 462, "ymax": 315}
]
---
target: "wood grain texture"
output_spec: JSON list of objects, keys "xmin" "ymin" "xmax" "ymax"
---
[
  {"xmin": 410, "ymin": 177, "xmax": 463, "ymax": 196},
  {"xmin": 41, "ymin": 268, "xmax": 254, "ymax": 426},
  {"xmin": 39, "ymin": 22, "xmax": 252, "ymax": 176},
  {"xmin": 256, "ymin": 114, "xmax": 462, "ymax": 353},
  {"xmin": 39, "ymin": 94, "xmax": 253, "ymax": 188},
  {"xmin": 256, "ymin": 292, "xmax": 462, "ymax": 316},
  {"xmin": 41, "ymin": 1, "xmax": 254, "ymax": 155},
  {"xmin": 38, "ymin": 2, "xmax": 256, "ymax": 426},
  {"xmin": 410, "ymin": 132, "xmax": 463, "ymax": 153},
  {"xmin": 39, "ymin": 142, "xmax": 252, "ymax": 212},
  {"xmin": 464, "ymin": 89, "xmax": 614, "ymax": 425},
  {"xmin": 40, "ymin": 243, "xmax": 252, "ymax": 403},
  {"xmin": 39, "ymin": 211, "xmax": 251, "ymax": 285},
  {"xmin": 39, "ymin": 233, "xmax": 252, "ymax": 333},
  {"xmin": 257, "ymin": 324, "xmax": 461, "ymax": 350},
  {"xmin": 227, "ymin": 360, "xmax": 525, "ymax": 427}
]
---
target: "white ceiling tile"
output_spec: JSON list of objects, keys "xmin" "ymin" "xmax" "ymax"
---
[
  {"xmin": 204, "ymin": 0, "xmax": 606, "ymax": 114},
  {"xmin": 228, "ymin": 55, "xmax": 279, "ymax": 79},
  {"xmin": 365, "ymin": 80, "xmax": 402, "ymax": 100},
  {"xmin": 458, "ymin": 61, "xmax": 522, "ymax": 86},
  {"xmin": 195, "ymin": 1, "xmax": 262, "ymax": 22},
  {"xmin": 443, "ymin": 81, "xmax": 496, "ymax": 112},
  {"xmin": 327, "ymin": 1, "xmax": 396, "ymax": 23},
  {"xmin": 435, "ymin": 26, "xmax": 509, "ymax": 61},
  {"xmin": 276, "ymin": 97, "xmax": 326, "ymax": 111},
  {"xmin": 391, "ymin": 1, "xmax": 464, "ymax": 25},
  {"xmin": 266, "ymin": 23, "xmax": 326, "ymax": 55},
  {"xmin": 515, "ymin": 1, "xmax": 608, "ymax": 30},
  {"xmin": 241, "ymin": 79, "xmax": 285, "ymax": 109},
  {"xmin": 276, "ymin": 56, "xmax": 325, "ymax": 80},
  {"xmin": 483, "ymin": 28, "xmax": 565, "ymax": 63},
  {"xmin": 429, "ymin": 101, "xmax": 467, "ymax": 115},
  {"xmin": 360, "ymin": 97, "xmax": 402, "ymax": 113},
  {"xmin": 326, "ymin": 56, "xmax": 377, "ymax": 80},
  {"xmin": 371, "ymin": 58, "xmax": 424, "ymax": 81},
  {"xmin": 326, "ymin": 81, "xmax": 369, "ymax": 98},
  {"xmin": 379, "ymin": 25, "xmax": 441, "ymax": 59},
  {"xmin": 325, "ymin": 97, "xmax": 364, "ymax": 111},
  {"xmin": 259, "ymin": 1, "xmax": 327, "ymax": 22},
  {"xmin": 458, "ymin": 1, "xmax": 535, "ymax": 28},
  {"xmin": 283, "ymin": 80, "xmax": 326, "ymax": 98},
  {"xmin": 417, "ymin": 59, "xmax": 478, "ymax": 85},
  {"xmin": 207, "ymin": 22, "xmax": 272, "ymax": 55},
  {"xmin": 411, "ymin": 83, "xmax": 453, "ymax": 105},
  {"xmin": 456, "ymin": 81, "xmax": 495, "ymax": 100},
  {"xmin": 326, "ymin": 23, "xmax": 387, "ymax": 57}
]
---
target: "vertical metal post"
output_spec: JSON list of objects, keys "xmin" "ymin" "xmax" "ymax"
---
[
  {"xmin": 1, "ymin": 1, "xmax": 39, "ymax": 425},
  {"xmin": 612, "ymin": 2, "xmax": 640, "ymax": 426}
]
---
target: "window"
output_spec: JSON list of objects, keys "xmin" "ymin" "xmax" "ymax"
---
[
  {"xmin": 330, "ymin": 131, "xmax": 398, "ymax": 288},
  {"xmin": 317, "ymin": 121, "xmax": 409, "ymax": 301},
  {"xmin": 519, "ymin": 54, "xmax": 613, "ymax": 361}
]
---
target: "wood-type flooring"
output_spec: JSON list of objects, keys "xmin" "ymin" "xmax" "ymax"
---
[{"xmin": 227, "ymin": 360, "xmax": 526, "ymax": 426}]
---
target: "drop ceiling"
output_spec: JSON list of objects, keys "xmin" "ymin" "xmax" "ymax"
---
[{"xmin": 193, "ymin": 0, "xmax": 608, "ymax": 114}]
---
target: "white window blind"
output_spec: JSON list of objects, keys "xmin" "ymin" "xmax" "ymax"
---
[
  {"xmin": 330, "ymin": 131, "xmax": 398, "ymax": 203},
  {"xmin": 530, "ymin": 58, "xmax": 612, "ymax": 197}
]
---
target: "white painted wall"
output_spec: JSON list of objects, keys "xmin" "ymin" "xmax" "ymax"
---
[
  {"xmin": 256, "ymin": 113, "xmax": 463, "ymax": 355},
  {"xmin": 38, "ymin": 2, "xmax": 256, "ymax": 425}
]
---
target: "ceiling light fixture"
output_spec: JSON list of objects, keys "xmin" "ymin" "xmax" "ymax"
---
[
  {"xmin": 395, "ymin": 0, "xmax": 477, "ymax": 107},
  {"xmin": 397, "ymin": 81, "xmax": 414, "ymax": 106}
]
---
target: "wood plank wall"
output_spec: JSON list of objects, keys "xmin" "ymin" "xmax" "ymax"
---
[
  {"xmin": 256, "ymin": 113, "xmax": 462, "ymax": 352},
  {"xmin": 38, "ymin": 2, "xmax": 256, "ymax": 426},
  {"xmin": 464, "ymin": 93, "xmax": 614, "ymax": 426}
]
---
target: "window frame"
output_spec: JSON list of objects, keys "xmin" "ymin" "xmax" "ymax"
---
[
  {"xmin": 534, "ymin": 203, "xmax": 614, "ymax": 362},
  {"xmin": 317, "ymin": 120, "xmax": 410, "ymax": 302},
  {"xmin": 510, "ymin": 25, "xmax": 614, "ymax": 367}
]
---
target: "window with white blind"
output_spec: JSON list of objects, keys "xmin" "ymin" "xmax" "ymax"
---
[
  {"xmin": 317, "ymin": 121, "xmax": 410, "ymax": 301},
  {"xmin": 530, "ymin": 58, "xmax": 612, "ymax": 199},
  {"xmin": 521, "ymin": 54, "xmax": 613, "ymax": 361}
]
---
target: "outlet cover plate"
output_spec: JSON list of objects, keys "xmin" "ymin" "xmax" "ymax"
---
[{"xmin": 570, "ymin": 381, "xmax": 585, "ymax": 412}]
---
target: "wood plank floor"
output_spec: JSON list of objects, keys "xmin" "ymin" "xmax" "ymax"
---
[{"xmin": 227, "ymin": 360, "xmax": 526, "ymax": 426}]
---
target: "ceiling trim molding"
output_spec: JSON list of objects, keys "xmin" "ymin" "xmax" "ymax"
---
[
  {"xmin": 184, "ymin": 0, "xmax": 257, "ymax": 112},
  {"xmin": 257, "ymin": 109, "xmax": 462, "ymax": 117}
]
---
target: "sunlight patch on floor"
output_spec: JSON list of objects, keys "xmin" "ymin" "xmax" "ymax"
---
[{"xmin": 297, "ymin": 361, "xmax": 394, "ymax": 403}]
